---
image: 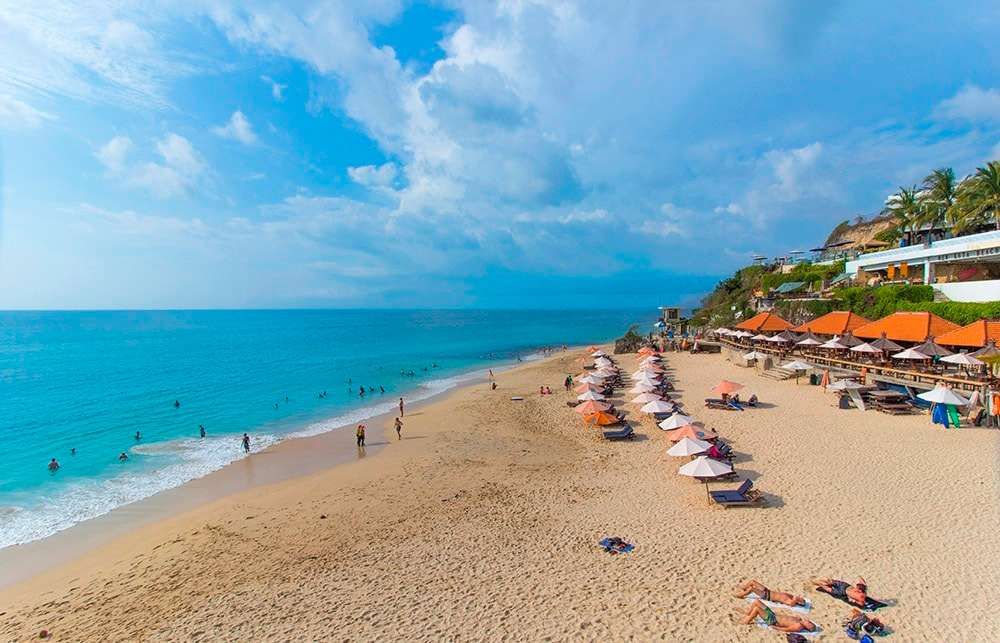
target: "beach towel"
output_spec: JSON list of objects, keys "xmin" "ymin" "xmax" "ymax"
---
[
  {"xmin": 947, "ymin": 404, "xmax": 961, "ymax": 428},
  {"xmin": 598, "ymin": 537, "xmax": 633, "ymax": 554},
  {"xmin": 745, "ymin": 595, "xmax": 811, "ymax": 614},
  {"xmin": 931, "ymin": 403, "xmax": 950, "ymax": 428},
  {"xmin": 815, "ymin": 587, "xmax": 888, "ymax": 611}
]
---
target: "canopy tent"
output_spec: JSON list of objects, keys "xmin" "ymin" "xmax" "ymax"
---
[
  {"xmin": 640, "ymin": 400, "xmax": 675, "ymax": 414},
  {"xmin": 711, "ymin": 380, "xmax": 744, "ymax": 395},
  {"xmin": 667, "ymin": 437, "xmax": 711, "ymax": 457},
  {"xmin": 658, "ymin": 413, "xmax": 696, "ymax": 430},
  {"xmin": 577, "ymin": 390, "xmax": 607, "ymax": 401},
  {"xmin": 917, "ymin": 385, "xmax": 970, "ymax": 406},
  {"xmin": 892, "ymin": 347, "xmax": 931, "ymax": 360},
  {"xmin": 630, "ymin": 392, "xmax": 663, "ymax": 404},
  {"xmin": 574, "ymin": 400, "xmax": 611, "ymax": 414}
]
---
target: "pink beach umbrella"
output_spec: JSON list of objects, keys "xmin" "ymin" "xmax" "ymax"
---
[{"xmin": 631, "ymin": 392, "xmax": 663, "ymax": 404}]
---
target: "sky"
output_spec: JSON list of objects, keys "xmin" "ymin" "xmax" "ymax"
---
[{"xmin": 2, "ymin": 1, "xmax": 1000, "ymax": 310}]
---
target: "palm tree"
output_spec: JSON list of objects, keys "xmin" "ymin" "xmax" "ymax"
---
[
  {"xmin": 919, "ymin": 167, "xmax": 956, "ymax": 231},
  {"xmin": 883, "ymin": 186, "xmax": 921, "ymax": 244},
  {"xmin": 952, "ymin": 161, "xmax": 1000, "ymax": 232}
]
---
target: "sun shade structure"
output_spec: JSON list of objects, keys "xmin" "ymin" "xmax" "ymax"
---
[
  {"xmin": 578, "ymin": 375, "xmax": 605, "ymax": 384},
  {"xmin": 743, "ymin": 350, "xmax": 768, "ymax": 360},
  {"xmin": 666, "ymin": 425, "xmax": 718, "ymax": 442},
  {"xmin": 734, "ymin": 311, "xmax": 793, "ymax": 332},
  {"xmin": 838, "ymin": 333, "xmax": 864, "ymax": 347},
  {"xmin": 782, "ymin": 360, "xmax": 813, "ymax": 371},
  {"xmin": 584, "ymin": 412, "xmax": 620, "ymax": 426},
  {"xmin": 629, "ymin": 383, "xmax": 658, "ymax": 394},
  {"xmin": 594, "ymin": 356, "xmax": 613, "ymax": 367},
  {"xmin": 631, "ymin": 392, "xmax": 663, "ymax": 404},
  {"xmin": 934, "ymin": 320, "xmax": 1000, "ymax": 349},
  {"xmin": 678, "ymin": 455, "xmax": 732, "ymax": 478},
  {"xmin": 640, "ymin": 400, "xmax": 675, "ymax": 414},
  {"xmin": 913, "ymin": 337, "xmax": 953, "ymax": 357},
  {"xmin": 764, "ymin": 334, "xmax": 790, "ymax": 343},
  {"xmin": 792, "ymin": 310, "xmax": 871, "ymax": 336},
  {"xmin": 574, "ymin": 400, "xmax": 611, "ymax": 414},
  {"xmin": 849, "ymin": 342, "xmax": 882, "ymax": 355},
  {"xmin": 820, "ymin": 337, "xmax": 848, "ymax": 350},
  {"xmin": 751, "ymin": 333, "xmax": 770, "ymax": 341},
  {"xmin": 869, "ymin": 332, "xmax": 903, "ymax": 352},
  {"xmin": 591, "ymin": 350, "xmax": 606, "ymax": 357},
  {"xmin": 917, "ymin": 385, "xmax": 970, "ymax": 406},
  {"xmin": 852, "ymin": 311, "xmax": 960, "ymax": 343},
  {"xmin": 577, "ymin": 390, "xmax": 606, "ymax": 401},
  {"xmin": 827, "ymin": 379, "xmax": 865, "ymax": 391},
  {"xmin": 971, "ymin": 341, "xmax": 1000, "ymax": 359},
  {"xmin": 940, "ymin": 352, "xmax": 984, "ymax": 367},
  {"xmin": 712, "ymin": 380, "xmax": 744, "ymax": 395},
  {"xmin": 574, "ymin": 382, "xmax": 601, "ymax": 393},
  {"xmin": 893, "ymin": 347, "xmax": 931, "ymax": 360},
  {"xmin": 658, "ymin": 413, "xmax": 695, "ymax": 430},
  {"xmin": 667, "ymin": 437, "xmax": 711, "ymax": 457}
]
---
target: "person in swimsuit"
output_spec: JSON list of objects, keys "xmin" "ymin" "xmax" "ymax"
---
[
  {"xmin": 739, "ymin": 600, "xmax": 816, "ymax": 633},
  {"xmin": 812, "ymin": 577, "xmax": 867, "ymax": 607},
  {"xmin": 48, "ymin": 458, "xmax": 60, "ymax": 471},
  {"xmin": 734, "ymin": 579, "xmax": 806, "ymax": 606},
  {"xmin": 241, "ymin": 433, "xmax": 251, "ymax": 453},
  {"xmin": 356, "ymin": 424, "xmax": 366, "ymax": 447},
  {"xmin": 394, "ymin": 417, "xmax": 403, "ymax": 440}
]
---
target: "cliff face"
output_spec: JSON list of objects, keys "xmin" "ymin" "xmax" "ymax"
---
[{"xmin": 825, "ymin": 215, "xmax": 895, "ymax": 248}]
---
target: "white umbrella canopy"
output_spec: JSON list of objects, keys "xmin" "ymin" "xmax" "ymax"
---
[
  {"xmin": 594, "ymin": 356, "xmax": 613, "ymax": 367},
  {"xmin": 733, "ymin": 330, "xmax": 753, "ymax": 338},
  {"xmin": 667, "ymin": 437, "xmax": 712, "ymax": 457},
  {"xmin": 678, "ymin": 456, "xmax": 733, "ymax": 478},
  {"xmin": 629, "ymin": 383, "xmax": 658, "ymax": 394},
  {"xmin": 634, "ymin": 375, "xmax": 661, "ymax": 385},
  {"xmin": 631, "ymin": 369, "xmax": 657, "ymax": 378},
  {"xmin": 658, "ymin": 413, "xmax": 695, "ymax": 430},
  {"xmin": 751, "ymin": 333, "xmax": 770, "ymax": 341},
  {"xmin": 640, "ymin": 400, "xmax": 675, "ymax": 414},
  {"xmin": 782, "ymin": 360, "xmax": 813, "ymax": 371},
  {"xmin": 940, "ymin": 352, "xmax": 984, "ymax": 366},
  {"xmin": 917, "ymin": 385, "xmax": 970, "ymax": 406},
  {"xmin": 764, "ymin": 335, "xmax": 789, "ymax": 344},
  {"xmin": 577, "ymin": 390, "xmax": 606, "ymax": 401},
  {"xmin": 850, "ymin": 342, "xmax": 883, "ymax": 355},
  {"xmin": 826, "ymin": 379, "xmax": 865, "ymax": 391},
  {"xmin": 796, "ymin": 337, "xmax": 823, "ymax": 346},
  {"xmin": 641, "ymin": 355, "xmax": 662, "ymax": 362},
  {"xmin": 631, "ymin": 392, "xmax": 663, "ymax": 404},
  {"xmin": 578, "ymin": 375, "xmax": 606, "ymax": 384},
  {"xmin": 893, "ymin": 347, "xmax": 930, "ymax": 360},
  {"xmin": 820, "ymin": 337, "xmax": 848, "ymax": 349},
  {"xmin": 591, "ymin": 350, "xmax": 606, "ymax": 357},
  {"xmin": 714, "ymin": 327, "xmax": 731, "ymax": 335},
  {"xmin": 743, "ymin": 351, "xmax": 768, "ymax": 360}
]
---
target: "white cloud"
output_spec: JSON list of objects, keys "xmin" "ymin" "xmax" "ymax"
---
[
  {"xmin": 212, "ymin": 110, "xmax": 257, "ymax": 145},
  {"xmin": 95, "ymin": 135, "xmax": 133, "ymax": 174},
  {"xmin": 348, "ymin": 162, "xmax": 397, "ymax": 188},
  {"xmin": 260, "ymin": 75, "xmax": 287, "ymax": 101},
  {"xmin": 557, "ymin": 208, "xmax": 608, "ymax": 224},
  {"xmin": 934, "ymin": 85, "xmax": 1000, "ymax": 123},
  {"xmin": 0, "ymin": 93, "xmax": 54, "ymax": 129},
  {"xmin": 714, "ymin": 202, "xmax": 744, "ymax": 215},
  {"xmin": 766, "ymin": 142, "xmax": 824, "ymax": 200}
]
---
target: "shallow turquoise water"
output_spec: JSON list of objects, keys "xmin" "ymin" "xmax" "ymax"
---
[{"xmin": 0, "ymin": 309, "xmax": 648, "ymax": 547}]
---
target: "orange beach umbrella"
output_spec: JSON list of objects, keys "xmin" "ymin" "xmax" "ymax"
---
[
  {"xmin": 574, "ymin": 382, "xmax": 601, "ymax": 393},
  {"xmin": 666, "ymin": 425, "xmax": 718, "ymax": 442},
  {"xmin": 574, "ymin": 400, "xmax": 611, "ymax": 414},
  {"xmin": 584, "ymin": 411, "xmax": 621, "ymax": 426},
  {"xmin": 711, "ymin": 380, "xmax": 744, "ymax": 395}
]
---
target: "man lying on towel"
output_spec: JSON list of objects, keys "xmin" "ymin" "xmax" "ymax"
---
[
  {"xmin": 739, "ymin": 600, "xmax": 817, "ymax": 633},
  {"xmin": 812, "ymin": 577, "xmax": 868, "ymax": 607},
  {"xmin": 734, "ymin": 579, "xmax": 806, "ymax": 607}
]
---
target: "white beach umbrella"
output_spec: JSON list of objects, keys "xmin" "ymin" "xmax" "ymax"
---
[
  {"xmin": 658, "ymin": 413, "xmax": 696, "ymax": 430},
  {"xmin": 591, "ymin": 350, "xmax": 606, "ymax": 357},
  {"xmin": 642, "ymin": 355, "xmax": 662, "ymax": 362},
  {"xmin": 850, "ymin": 342, "xmax": 882, "ymax": 355},
  {"xmin": 678, "ymin": 456, "xmax": 733, "ymax": 478},
  {"xmin": 751, "ymin": 333, "xmax": 770, "ymax": 341},
  {"xmin": 631, "ymin": 369, "xmax": 655, "ymax": 378},
  {"xmin": 577, "ymin": 390, "xmax": 606, "ymax": 401},
  {"xmin": 596, "ymin": 368, "xmax": 618, "ymax": 376},
  {"xmin": 714, "ymin": 327, "xmax": 730, "ymax": 335},
  {"xmin": 733, "ymin": 330, "xmax": 753, "ymax": 338},
  {"xmin": 940, "ymin": 353, "xmax": 984, "ymax": 367},
  {"xmin": 796, "ymin": 337, "xmax": 823, "ymax": 346},
  {"xmin": 917, "ymin": 385, "xmax": 970, "ymax": 406},
  {"xmin": 635, "ymin": 372, "xmax": 661, "ymax": 381},
  {"xmin": 892, "ymin": 347, "xmax": 930, "ymax": 360},
  {"xmin": 782, "ymin": 360, "xmax": 813, "ymax": 371},
  {"xmin": 594, "ymin": 356, "xmax": 612, "ymax": 367},
  {"xmin": 629, "ymin": 383, "xmax": 657, "ymax": 394},
  {"xmin": 820, "ymin": 337, "xmax": 848, "ymax": 350},
  {"xmin": 827, "ymin": 379, "xmax": 865, "ymax": 391},
  {"xmin": 631, "ymin": 392, "xmax": 663, "ymax": 404},
  {"xmin": 578, "ymin": 375, "xmax": 606, "ymax": 384},
  {"xmin": 743, "ymin": 351, "xmax": 768, "ymax": 360},
  {"xmin": 764, "ymin": 335, "xmax": 789, "ymax": 344},
  {"xmin": 667, "ymin": 437, "xmax": 712, "ymax": 457},
  {"xmin": 640, "ymin": 400, "xmax": 675, "ymax": 414}
]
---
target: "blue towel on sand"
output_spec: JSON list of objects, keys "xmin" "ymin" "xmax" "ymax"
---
[{"xmin": 598, "ymin": 537, "xmax": 634, "ymax": 554}]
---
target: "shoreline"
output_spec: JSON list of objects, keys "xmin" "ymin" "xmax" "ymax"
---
[{"xmin": 0, "ymin": 347, "xmax": 567, "ymax": 590}]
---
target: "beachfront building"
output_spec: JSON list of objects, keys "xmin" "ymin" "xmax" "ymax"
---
[
  {"xmin": 792, "ymin": 311, "xmax": 871, "ymax": 337},
  {"xmin": 844, "ymin": 229, "xmax": 1000, "ymax": 302},
  {"xmin": 734, "ymin": 311, "xmax": 793, "ymax": 333},
  {"xmin": 934, "ymin": 320, "xmax": 1000, "ymax": 349},
  {"xmin": 851, "ymin": 311, "xmax": 959, "ymax": 343}
]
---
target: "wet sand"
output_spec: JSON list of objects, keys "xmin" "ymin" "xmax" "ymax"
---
[{"xmin": 1, "ymin": 347, "xmax": 998, "ymax": 641}]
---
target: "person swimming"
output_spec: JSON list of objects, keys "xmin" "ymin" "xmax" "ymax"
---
[
  {"xmin": 174, "ymin": 400, "xmax": 180, "ymax": 408},
  {"xmin": 118, "ymin": 452, "xmax": 129, "ymax": 462},
  {"xmin": 135, "ymin": 431, "xmax": 141, "ymax": 440},
  {"xmin": 48, "ymin": 458, "xmax": 60, "ymax": 471}
]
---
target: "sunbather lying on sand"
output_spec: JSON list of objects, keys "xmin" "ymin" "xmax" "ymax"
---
[
  {"xmin": 734, "ymin": 579, "xmax": 806, "ymax": 606},
  {"xmin": 812, "ymin": 577, "xmax": 867, "ymax": 607},
  {"xmin": 740, "ymin": 599, "xmax": 817, "ymax": 633}
]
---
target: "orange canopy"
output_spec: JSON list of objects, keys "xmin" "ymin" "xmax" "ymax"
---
[
  {"xmin": 735, "ymin": 311, "xmax": 793, "ymax": 332},
  {"xmin": 934, "ymin": 319, "xmax": 1000, "ymax": 348},
  {"xmin": 852, "ymin": 311, "xmax": 959, "ymax": 343},
  {"xmin": 792, "ymin": 310, "xmax": 871, "ymax": 336},
  {"xmin": 587, "ymin": 345, "xmax": 600, "ymax": 352},
  {"xmin": 712, "ymin": 380, "xmax": 744, "ymax": 395},
  {"xmin": 638, "ymin": 347, "xmax": 656, "ymax": 356},
  {"xmin": 574, "ymin": 400, "xmax": 611, "ymax": 414},
  {"xmin": 666, "ymin": 425, "xmax": 718, "ymax": 442},
  {"xmin": 584, "ymin": 411, "xmax": 620, "ymax": 426}
]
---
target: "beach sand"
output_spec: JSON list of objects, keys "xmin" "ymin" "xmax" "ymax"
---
[{"xmin": 2, "ymin": 348, "xmax": 998, "ymax": 641}]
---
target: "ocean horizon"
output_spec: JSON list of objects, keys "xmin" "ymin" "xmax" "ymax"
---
[{"xmin": 0, "ymin": 309, "xmax": 650, "ymax": 548}]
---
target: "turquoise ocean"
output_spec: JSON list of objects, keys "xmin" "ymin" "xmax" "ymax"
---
[{"xmin": 0, "ymin": 309, "xmax": 648, "ymax": 548}]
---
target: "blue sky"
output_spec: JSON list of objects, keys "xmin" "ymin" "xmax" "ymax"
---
[{"xmin": 2, "ymin": 1, "xmax": 1000, "ymax": 309}]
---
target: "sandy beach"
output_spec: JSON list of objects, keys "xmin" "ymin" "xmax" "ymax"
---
[{"xmin": 2, "ymin": 346, "xmax": 999, "ymax": 641}]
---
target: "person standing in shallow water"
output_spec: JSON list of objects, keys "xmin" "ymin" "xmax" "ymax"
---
[
  {"xmin": 241, "ymin": 433, "xmax": 251, "ymax": 454},
  {"xmin": 394, "ymin": 417, "xmax": 403, "ymax": 440},
  {"xmin": 199, "ymin": 425, "xmax": 206, "ymax": 438},
  {"xmin": 356, "ymin": 424, "xmax": 366, "ymax": 447},
  {"xmin": 398, "ymin": 397, "xmax": 405, "ymax": 417},
  {"xmin": 48, "ymin": 458, "xmax": 59, "ymax": 472}
]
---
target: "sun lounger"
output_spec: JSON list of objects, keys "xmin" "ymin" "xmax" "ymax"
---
[
  {"xmin": 602, "ymin": 425, "xmax": 634, "ymax": 441},
  {"xmin": 816, "ymin": 587, "xmax": 888, "ymax": 611},
  {"xmin": 709, "ymin": 479, "xmax": 764, "ymax": 507}
]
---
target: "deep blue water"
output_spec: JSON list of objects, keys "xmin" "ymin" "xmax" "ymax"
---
[{"xmin": 0, "ymin": 309, "xmax": 648, "ymax": 547}]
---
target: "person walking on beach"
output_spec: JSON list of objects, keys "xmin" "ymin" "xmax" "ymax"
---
[
  {"xmin": 399, "ymin": 397, "xmax": 405, "ymax": 417},
  {"xmin": 394, "ymin": 417, "xmax": 403, "ymax": 440},
  {"xmin": 356, "ymin": 423, "xmax": 366, "ymax": 447},
  {"xmin": 242, "ymin": 433, "xmax": 251, "ymax": 454},
  {"xmin": 48, "ymin": 458, "xmax": 60, "ymax": 472}
]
